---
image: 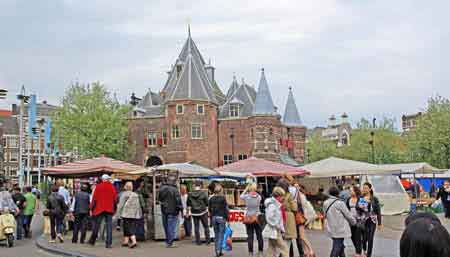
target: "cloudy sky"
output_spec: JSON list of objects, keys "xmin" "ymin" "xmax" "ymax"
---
[{"xmin": 0, "ymin": 0, "xmax": 448, "ymax": 128}]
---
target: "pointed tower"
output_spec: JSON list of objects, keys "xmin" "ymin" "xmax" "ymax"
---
[
  {"xmin": 283, "ymin": 87, "xmax": 302, "ymax": 126},
  {"xmin": 253, "ymin": 68, "xmax": 276, "ymax": 115},
  {"xmin": 226, "ymin": 75, "xmax": 239, "ymax": 99}
]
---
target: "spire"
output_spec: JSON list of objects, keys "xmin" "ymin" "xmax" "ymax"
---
[
  {"xmin": 253, "ymin": 68, "xmax": 276, "ymax": 115},
  {"xmin": 188, "ymin": 23, "xmax": 191, "ymax": 38},
  {"xmin": 283, "ymin": 87, "xmax": 302, "ymax": 126},
  {"xmin": 226, "ymin": 74, "xmax": 239, "ymax": 98}
]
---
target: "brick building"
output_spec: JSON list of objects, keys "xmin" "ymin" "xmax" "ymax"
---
[{"xmin": 128, "ymin": 30, "xmax": 306, "ymax": 168}]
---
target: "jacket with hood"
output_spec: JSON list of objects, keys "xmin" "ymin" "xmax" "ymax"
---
[
  {"xmin": 187, "ymin": 190, "xmax": 208, "ymax": 216},
  {"xmin": 240, "ymin": 191, "xmax": 262, "ymax": 217},
  {"xmin": 263, "ymin": 197, "xmax": 284, "ymax": 239},
  {"xmin": 158, "ymin": 183, "xmax": 182, "ymax": 215}
]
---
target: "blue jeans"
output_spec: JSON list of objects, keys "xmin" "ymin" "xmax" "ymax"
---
[
  {"xmin": 330, "ymin": 238, "xmax": 345, "ymax": 257},
  {"xmin": 15, "ymin": 213, "xmax": 24, "ymax": 240},
  {"xmin": 88, "ymin": 212, "xmax": 113, "ymax": 247},
  {"xmin": 162, "ymin": 213, "xmax": 178, "ymax": 246},
  {"xmin": 50, "ymin": 215, "xmax": 64, "ymax": 240},
  {"xmin": 183, "ymin": 216, "xmax": 192, "ymax": 237},
  {"xmin": 212, "ymin": 216, "xmax": 226, "ymax": 256}
]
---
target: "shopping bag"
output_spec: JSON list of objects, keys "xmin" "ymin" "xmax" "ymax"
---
[
  {"xmin": 43, "ymin": 216, "xmax": 51, "ymax": 235},
  {"xmin": 221, "ymin": 224, "xmax": 233, "ymax": 252}
]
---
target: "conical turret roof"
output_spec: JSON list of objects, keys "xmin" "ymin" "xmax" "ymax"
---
[
  {"xmin": 253, "ymin": 68, "xmax": 276, "ymax": 115},
  {"xmin": 226, "ymin": 75, "xmax": 239, "ymax": 98},
  {"xmin": 283, "ymin": 87, "xmax": 302, "ymax": 126}
]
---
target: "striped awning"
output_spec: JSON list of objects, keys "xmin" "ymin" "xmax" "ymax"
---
[
  {"xmin": 42, "ymin": 155, "xmax": 142, "ymax": 178},
  {"xmin": 215, "ymin": 157, "xmax": 309, "ymax": 177}
]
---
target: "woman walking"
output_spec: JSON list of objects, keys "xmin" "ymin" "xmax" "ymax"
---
[
  {"xmin": 241, "ymin": 183, "xmax": 263, "ymax": 257},
  {"xmin": 361, "ymin": 182, "xmax": 382, "ymax": 257},
  {"xmin": 276, "ymin": 179, "xmax": 298, "ymax": 254},
  {"xmin": 264, "ymin": 186, "xmax": 289, "ymax": 257},
  {"xmin": 346, "ymin": 186, "xmax": 364, "ymax": 257},
  {"xmin": 323, "ymin": 186, "xmax": 356, "ymax": 257},
  {"xmin": 47, "ymin": 185, "xmax": 68, "ymax": 243},
  {"xmin": 117, "ymin": 181, "xmax": 143, "ymax": 248},
  {"xmin": 292, "ymin": 182, "xmax": 316, "ymax": 257},
  {"xmin": 209, "ymin": 184, "xmax": 229, "ymax": 257}
]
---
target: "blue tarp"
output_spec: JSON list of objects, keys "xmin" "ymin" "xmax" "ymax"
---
[{"xmin": 417, "ymin": 178, "xmax": 448, "ymax": 192}]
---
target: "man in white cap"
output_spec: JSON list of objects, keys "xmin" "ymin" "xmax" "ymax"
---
[{"xmin": 88, "ymin": 174, "xmax": 117, "ymax": 248}]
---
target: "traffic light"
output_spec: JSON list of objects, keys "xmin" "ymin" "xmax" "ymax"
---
[{"xmin": 0, "ymin": 89, "xmax": 7, "ymax": 99}]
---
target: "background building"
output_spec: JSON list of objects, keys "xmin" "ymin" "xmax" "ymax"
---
[
  {"xmin": 308, "ymin": 113, "xmax": 352, "ymax": 147},
  {"xmin": 128, "ymin": 30, "xmax": 306, "ymax": 168},
  {"xmin": 402, "ymin": 112, "xmax": 422, "ymax": 132}
]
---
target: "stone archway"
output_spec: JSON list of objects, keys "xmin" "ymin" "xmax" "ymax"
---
[{"xmin": 146, "ymin": 155, "xmax": 163, "ymax": 167}]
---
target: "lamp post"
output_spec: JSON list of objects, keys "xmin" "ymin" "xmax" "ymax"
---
[
  {"xmin": 230, "ymin": 128, "xmax": 235, "ymax": 162},
  {"xmin": 369, "ymin": 117, "xmax": 376, "ymax": 164},
  {"xmin": 36, "ymin": 118, "xmax": 45, "ymax": 186},
  {"xmin": 17, "ymin": 86, "xmax": 29, "ymax": 187}
]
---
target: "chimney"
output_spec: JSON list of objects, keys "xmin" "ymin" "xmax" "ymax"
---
[{"xmin": 205, "ymin": 59, "xmax": 215, "ymax": 82}]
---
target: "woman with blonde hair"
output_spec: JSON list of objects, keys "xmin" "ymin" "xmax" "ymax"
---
[
  {"xmin": 264, "ymin": 186, "xmax": 289, "ymax": 257},
  {"xmin": 117, "ymin": 181, "xmax": 143, "ymax": 248},
  {"xmin": 241, "ymin": 183, "xmax": 263, "ymax": 257},
  {"xmin": 276, "ymin": 178, "xmax": 298, "ymax": 255}
]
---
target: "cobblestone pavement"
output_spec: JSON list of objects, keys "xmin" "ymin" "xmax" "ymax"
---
[
  {"xmin": 1, "ymin": 203, "xmax": 59, "ymax": 257},
  {"xmin": 39, "ymin": 226, "xmax": 401, "ymax": 257}
]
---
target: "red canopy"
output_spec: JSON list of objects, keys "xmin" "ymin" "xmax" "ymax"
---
[
  {"xmin": 215, "ymin": 157, "xmax": 309, "ymax": 177},
  {"xmin": 42, "ymin": 156, "xmax": 142, "ymax": 178}
]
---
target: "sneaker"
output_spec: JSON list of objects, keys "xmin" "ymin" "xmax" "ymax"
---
[
  {"xmin": 49, "ymin": 239, "xmax": 56, "ymax": 243},
  {"xmin": 57, "ymin": 234, "xmax": 64, "ymax": 243},
  {"xmin": 167, "ymin": 243, "xmax": 178, "ymax": 248}
]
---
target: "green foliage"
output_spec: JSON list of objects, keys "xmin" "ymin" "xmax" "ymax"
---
[
  {"xmin": 407, "ymin": 96, "xmax": 450, "ymax": 168},
  {"xmin": 307, "ymin": 117, "xmax": 407, "ymax": 164},
  {"xmin": 53, "ymin": 82, "xmax": 131, "ymax": 160}
]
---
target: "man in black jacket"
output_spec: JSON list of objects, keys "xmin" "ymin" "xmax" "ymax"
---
[
  {"xmin": 187, "ymin": 181, "xmax": 210, "ymax": 245},
  {"xmin": 12, "ymin": 186, "xmax": 26, "ymax": 240},
  {"xmin": 437, "ymin": 180, "xmax": 450, "ymax": 219},
  {"xmin": 158, "ymin": 176, "xmax": 182, "ymax": 248}
]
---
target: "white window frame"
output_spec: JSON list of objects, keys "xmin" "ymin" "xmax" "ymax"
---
[
  {"xmin": 9, "ymin": 152, "xmax": 18, "ymax": 162},
  {"xmin": 148, "ymin": 132, "xmax": 157, "ymax": 147},
  {"xmin": 229, "ymin": 104, "xmax": 240, "ymax": 117},
  {"xmin": 176, "ymin": 104, "xmax": 184, "ymax": 115},
  {"xmin": 197, "ymin": 104, "xmax": 205, "ymax": 115},
  {"xmin": 224, "ymin": 154, "xmax": 233, "ymax": 165},
  {"xmin": 191, "ymin": 124, "xmax": 203, "ymax": 139},
  {"xmin": 171, "ymin": 125, "xmax": 181, "ymax": 139}
]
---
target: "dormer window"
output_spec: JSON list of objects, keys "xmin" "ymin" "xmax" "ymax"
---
[
  {"xmin": 229, "ymin": 104, "xmax": 240, "ymax": 117},
  {"xmin": 176, "ymin": 104, "xmax": 184, "ymax": 115},
  {"xmin": 197, "ymin": 104, "xmax": 205, "ymax": 115}
]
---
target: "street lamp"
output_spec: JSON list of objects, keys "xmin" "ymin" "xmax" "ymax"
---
[
  {"xmin": 230, "ymin": 128, "xmax": 235, "ymax": 162},
  {"xmin": 17, "ymin": 86, "xmax": 29, "ymax": 187},
  {"xmin": 369, "ymin": 117, "xmax": 376, "ymax": 164}
]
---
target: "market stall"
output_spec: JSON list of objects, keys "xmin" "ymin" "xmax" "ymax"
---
[
  {"xmin": 300, "ymin": 157, "xmax": 408, "ymax": 215},
  {"xmin": 215, "ymin": 157, "xmax": 309, "ymax": 238}
]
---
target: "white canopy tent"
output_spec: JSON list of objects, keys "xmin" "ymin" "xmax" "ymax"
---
[
  {"xmin": 380, "ymin": 162, "xmax": 446, "ymax": 178},
  {"xmin": 300, "ymin": 157, "xmax": 409, "ymax": 215}
]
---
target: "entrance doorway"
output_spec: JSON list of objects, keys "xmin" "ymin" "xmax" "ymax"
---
[{"xmin": 146, "ymin": 156, "xmax": 163, "ymax": 167}]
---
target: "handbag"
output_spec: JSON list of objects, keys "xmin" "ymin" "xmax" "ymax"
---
[
  {"xmin": 295, "ymin": 211, "xmax": 306, "ymax": 225},
  {"xmin": 42, "ymin": 209, "xmax": 50, "ymax": 216},
  {"xmin": 243, "ymin": 214, "xmax": 258, "ymax": 224}
]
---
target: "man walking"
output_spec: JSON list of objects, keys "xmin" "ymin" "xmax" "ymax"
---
[
  {"xmin": 11, "ymin": 186, "xmax": 26, "ymax": 240},
  {"xmin": 88, "ymin": 174, "xmax": 117, "ymax": 248},
  {"xmin": 158, "ymin": 175, "xmax": 182, "ymax": 248},
  {"xmin": 71, "ymin": 183, "xmax": 91, "ymax": 244},
  {"xmin": 437, "ymin": 180, "xmax": 450, "ymax": 219},
  {"xmin": 23, "ymin": 186, "xmax": 37, "ymax": 238},
  {"xmin": 187, "ymin": 181, "xmax": 210, "ymax": 245}
]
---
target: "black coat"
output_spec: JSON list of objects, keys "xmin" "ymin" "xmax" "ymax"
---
[
  {"xmin": 47, "ymin": 192, "xmax": 68, "ymax": 217},
  {"xmin": 437, "ymin": 187, "xmax": 450, "ymax": 206},
  {"xmin": 158, "ymin": 184, "xmax": 182, "ymax": 215}
]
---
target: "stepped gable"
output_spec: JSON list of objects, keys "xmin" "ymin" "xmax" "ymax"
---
[
  {"xmin": 283, "ymin": 87, "xmax": 302, "ymax": 126},
  {"xmin": 253, "ymin": 68, "xmax": 276, "ymax": 115}
]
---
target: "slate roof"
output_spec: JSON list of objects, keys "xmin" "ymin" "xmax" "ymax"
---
[
  {"xmin": 168, "ymin": 50, "xmax": 217, "ymax": 102},
  {"xmin": 161, "ymin": 30, "xmax": 222, "ymax": 104},
  {"xmin": 219, "ymin": 79, "xmax": 256, "ymax": 119},
  {"xmin": 137, "ymin": 89, "xmax": 163, "ymax": 108},
  {"xmin": 226, "ymin": 76, "xmax": 240, "ymax": 99},
  {"xmin": 283, "ymin": 87, "xmax": 302, "ymax": 126},
  {"xmin": 253, "ymin": 69, "xmax": 276, "ymax": 115}
]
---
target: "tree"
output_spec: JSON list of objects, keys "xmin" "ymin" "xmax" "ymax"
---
[
  {"xmin": 53, "ymin": 82, "xmax": 131, "ymax": 160},
  {"xmin": 407, "ymin": 96, "xmax": 450, "ymax": 168},
  {"xmin": 306, "ymin": 117, "xmax": 407, "ymax": 164}
]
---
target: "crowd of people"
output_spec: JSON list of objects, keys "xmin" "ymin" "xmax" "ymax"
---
[{"xmin": 2, "ymin": 173, "xmax": 450, "ymax": 257}]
